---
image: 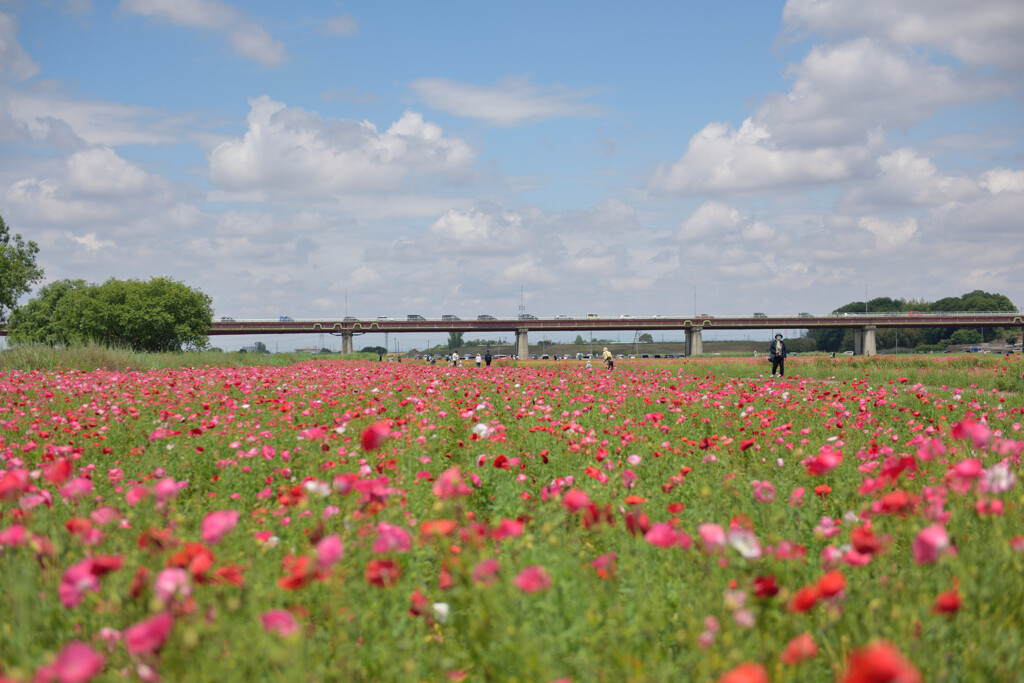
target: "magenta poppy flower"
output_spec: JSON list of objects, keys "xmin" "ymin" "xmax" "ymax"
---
[
  {"xmin": 472, "ymin": 558, "xmax": 501, "ymax": 586},
  {"xmin": 432, "ymin": 467, "xmax": 471, "ymax": 499},
  {"xmin": 125, "ymin": 612, "xmax": 173, "ymax": 656},
  {"xmin": 261, "ymin": 609, "xmax": 300, "ymax": 637},
  {"xmin": 50, "ymin": 641, "xmax": 105, "ymax": 683},
  {"xmin": 316, "ymin": 534, "xmax": 344, "ymax": 570},
  {"xmin": 912, "ymin": 525, "xmax": 950, "ymax": 564},
  {"xmin": 201, "ymin": 510, "xmax": 239, "ymax": 545},
  {"xmin": 514, "ymin": 565, "xmax": 552, "ymax": 594}
]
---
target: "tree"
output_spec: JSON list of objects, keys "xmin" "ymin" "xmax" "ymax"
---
[
  {"xmin": 573, "ymin": 335, "xmax": 585, "ymax": 345},
  {"xmin": 9, "ymin": 276, "xmax": 213, "ymax": 352},
  {"xmin": 949, "ymin": 329, "xmax": 983, "ymax": 345},
  {"xmin": 447, "ymin": 331, "xmax": 464, "ymax": 349},
  {"xmin": 638, "ymin": 333, "xmax": 654, "ymax": 343},
  {"xmin": 360, "ymin": 345, "xmax": 387, "ymax": 355},
  {"xmin": 253, "ymin": 341, "xmax": 270, "ymax": 354},
  {"xmin": 0, "ymin": 215, "xmax": 44, "ymax": 322}
]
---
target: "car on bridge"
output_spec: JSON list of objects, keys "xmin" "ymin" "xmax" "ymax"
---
[
  {"xmin": 554, "ymin": 314, "xmax": 572, "ymax": 320},
  {"xmin": 753, "ymin": 312, "xmax": 767, "ymax": 318},
  {"xmin": 586, "ymin": 313, "xmax": 599, "ymax": 319},
  {"xmin": 344, "ymin": 316, "xmax": 357, "ymax": 321},
  {"xmin": 220, "ymin": 316, "xmax": 234, "ymax": 321},
  {"xmin": 477, "ymin": 314, "xmax": 496, "ymax": 320},
  {"xmin": 441, "ymin": 314, "xmax": 460, "ymax": 321},
  {"xmin": 407, "ymin": 314, "xmax": 425, "ymax": 320},
  {"xmin": 798, "ymin": 312, "xmax": 813, "ymax": 318},
  {"xmin": 518, "ymin": 313, "xmax": 538, "ymax": 320},
  {"xmin": 279, "ymin": 316, "xmax": 294, "ymax": 321},
  {"xmin": 619, "ymin": 314, "xmax": 633, "ymax": 319}
]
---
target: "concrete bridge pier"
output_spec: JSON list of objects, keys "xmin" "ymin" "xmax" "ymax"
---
[
  {"xmin": 341, "ymin": 332, "xmax": 353, "ymax": 355},
  {"xmin": 516, "ymin": 328, "xmax": 529, "ymax": 360},
  {"xmin": 684, "ymin": 327, "xmax": 703, "ymax": 357},
  {"xmin": 852, "ymin": 326, "xmax": 877, "ymax": 356},
  {"xmin": 862, "ymin": 325, "xmax": 877, "ymax": 356}
]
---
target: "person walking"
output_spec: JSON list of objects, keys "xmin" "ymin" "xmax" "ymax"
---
[
  {"xmin": 484, "ymin": 349, "xmax": 492, "ymax": 366},
  {"xmin": 602, "ymin": 346, "xmax": 614, "ymax": 370},
  {"xmin": 768, "ymin": 334, "xmax": 787, "ymax": 377},
  {"xmin": 475, "ymin": 352, "xmax": 482, "ymax": 368}
]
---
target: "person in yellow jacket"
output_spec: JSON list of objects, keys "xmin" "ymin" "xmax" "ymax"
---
[{"xmin": 602, "ymin": 347, "xmax": 614, "ymax": 370}]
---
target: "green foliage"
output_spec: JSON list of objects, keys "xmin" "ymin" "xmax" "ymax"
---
[
  {"xmin": 360, "ymin": 345, "xmax": 387, "ymax": 355},
  {"xmin": 573, "ymin": 334, "xmax": 585, "ymax": 345},
  {"xmin": 8, "ymin": 276, "xmax": 212, "ymax": 352},
  {"xmin": 252, "ymin": 341, "xmax": 270, "ymax": 354},
  {"xmin": 638, "ymin": 333, "xmax": 654, "ymax": 343},
  {"xmin": 785, "ymin": 336, "xmax": 817, "ymax": 353},
  {"xmin": 447, "ymin": 331, "xmax": 464, "ymax": 349},
  {"xmin": 949, "ymin": 329, "xmax": 983, "ymax": 345},
  {"xmin": 0, "ymin": 215, "xmax": 44, "ymax": 322}
]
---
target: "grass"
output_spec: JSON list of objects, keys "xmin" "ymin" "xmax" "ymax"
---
[{"xmin": 0, "ymin": 342, "xmax": 378, "ymax": 373}]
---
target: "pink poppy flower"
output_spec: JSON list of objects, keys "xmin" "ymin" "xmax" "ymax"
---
[
  {"xmin": 201, "ymin": 510, "xmax": 239, "ymax": 545},
  {"xmin": 432, "ymin": 467, "xmax": 471, "ymax": 499},
  {"xmin": 59, "ymin": 477, "xmax": 94, "ymax": 501},
  {"xmin": 316, "ymin": 535, "xmax": 344, "ymax": 570},
  {"xmin": 645, "ymin": 523, "xmax": 685, "ymax": 549},
  {"xmin": 125, "ymin": 612, "xmax": 173, "ymax": 656},
  {"xmin": 360, "ymin": 421, "xmax": 391, "ymax": 451},
  {"xmin": 154, "ymin": 568, "xmax": 191, "ymax": 603},
  {"xmin": 561, "ymin": 489, "xmax": 590, "ymax": 513},
  {"xmin": 951, "ymin": 419, "xmax": 990, "ymax": 449},
  {"xmin": 154, "ymin": 478, "xmax": 180, "ymax": 505},
  {"xmin": 50, "ymin": 641, "xmax": 106, "ymax": 683},
  {"xmin": 125, "ymin": 485, "xmax": 151, "ymax": 507},
  {"xmin": 788, "ymin": 487, "xmax": 805, "ymax": 507},
  {"xmin": 698, "ymin": 523, "xmax": 726, "ymax": 552},
  {"xmin": 514, "ymin": 565, "xmax": 552, "ymax": 594},
  {"xmin": 751, "ymin": 480, "xmax": 775, "ymax": 504},
  {"xmin": 373, "ymin": 522, "xmax": 412, "ymax": 554},
  {"xmin": 261, "ymin": 609, "xmax": 300, "ymax": 637},
  {"xmin": 0, "ymin": 523, "xmax": 28, "ymax": 547},
  {"xmin": 472, "ymin": 558, "xmax": 501, "ymax": 586},
  {"xmin": 912, "ymin": 525, "xmax": 950, "ymax": 564}
]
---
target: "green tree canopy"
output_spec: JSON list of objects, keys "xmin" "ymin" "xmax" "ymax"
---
[
  {"xmin": 447, "ymin": 331, "xmax": 464, "ymax": 349},
  {"xmin": 949, "ymin": 329, "xmax": 983, "ymax": 345},
  {"xmin": 638, "ymin": 333, "xmax": 654, "ymax": 343},
  {"xmin": 0, "ymin": 215, "xmax": 44, "ymax": 322},
  {"xmin": 9, "ymin": 276, "xmax": 213, "ymax": 352}
]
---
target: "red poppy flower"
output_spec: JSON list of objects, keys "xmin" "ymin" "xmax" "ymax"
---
[
  {"xmin": 365, "ymin": 558, "xmax": 402, "ymax": 587},
  {"xmin": 780, "ymin": 632, "xmax": 818, "ymax": 665},
  {"xmin": 752, "ymin": 575, "xmax": 780, "ymax": 598},
  {"xmin": 361, "ymin": 421, "xmax": 391, "ymax": 451},
  {"xmin": 932, "ymin": 589, "xmax": 961, "ymax": 614},
  {"xmin": 717, "ymin": 662, "xmax": 768, "ymax": 683},
  {"xmin": 817, "ymin": 570, "xmax": 846, "ymax": 598},
  {"xmin": 840, "ymin": 641, "xmax": 921, "ymax": 683},
  {"xmin": 788, "ymin": 585, "xmax": 820, "ymax": 613}
]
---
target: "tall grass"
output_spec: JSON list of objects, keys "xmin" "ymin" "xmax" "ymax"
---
[{"xmin": 0, "ymin": 342, "xmax": 377, "ymax": 373}]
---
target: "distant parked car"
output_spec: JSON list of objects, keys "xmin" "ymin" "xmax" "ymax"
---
[
  {"xmin": 518, "ymin": 313, "xmax": 538, "ymax": 320},
  {"xmin": 407, "ymin": 314, "xmax": 425, "ymax": 320},
  {"xmin": 220, "ymin": 316, "xmax": 234, "ymax": 321},
  {"xmin": 477, "ymin": 314, "xmax": 496, "ymax": 320},
  {"xmin": 441, "ymin": 314, "xmax": 460, "ymax": 321},
  {"xmin": 753, "ymin": 312, "xmax": 767, "ymax": 318},
  {"xmin": 279, "ymin": 316, "xmax": 294, "ymax": 321}
]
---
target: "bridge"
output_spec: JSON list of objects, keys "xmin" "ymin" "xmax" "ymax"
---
[{"xmin": 3, "ymin": 313, "xmax": 1019, "ymax": 357}]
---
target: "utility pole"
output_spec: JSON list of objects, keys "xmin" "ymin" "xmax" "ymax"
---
[{"xmin": 345, "ymin": 288, "xmax": 348, "ymax": 318}]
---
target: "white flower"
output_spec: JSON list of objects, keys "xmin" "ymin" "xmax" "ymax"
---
[
  {"xmin": 304, "ymin": 480, "xmax": 331, "ymax": 498},
  {"xmin": 984, "ymin": 463, "xmax": 1017, "ymax": 493},
  {"xmin": 432, "ymin": 602, "xmax": 450, "ymax": 624},
  {"xmin": 472, "ymin": 423, "xmax": 493, "ymax": 438}
]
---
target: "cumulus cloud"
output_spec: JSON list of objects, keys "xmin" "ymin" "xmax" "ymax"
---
[
  {"xmin": 840, "ymin": 148, "xmax": 982, "ymax": 211},
  {"xmin": 64, "ymin": 231, "xmax": 115, "ymax": 250},
  {"xmin": 652, "ymin": 118, "xmax": 881, "ymax": 194},
  {"xmin": 4, "ymin": 146, "xmax": 174, "ymax": 226},
  {"xmin": 208, "ymin": 96, "xmax": 476, "ymax": 197},
  {"xmin": 857, "ymin": 216, "xmax": 918, "ymax": 250},
  {"xmin": 783, "ymin": 0, "xmax": 1024, "ymax": 73},
  {"xmin": 0, "ymin": 12, "xmax": 40, "ymax": 80},
  {"xmin": 119, "ymin": 0, "xmax": 287, "ymax": 66},
  {"xmin": 410, "ymin": 75, "xmax": 605, "ymax": 126}
]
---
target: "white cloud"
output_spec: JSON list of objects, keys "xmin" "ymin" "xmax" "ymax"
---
[
  {"xmin": 840, "ymin": 148, "xmax": 981, "ymax": 211},
  {"xmin": 428, "ymin": 206, "xmax": 521, "ymax": 243},
  {"xmin": 650, "ymin": 118, "xmax": 881, "ymax": 194},
  {"xmin": 410, "ymin": 75, "xmax": 605, "ymax": 126},
  {"xmin": 857, "ymin": 215, "xmax": 918, "ymax": 249},
  {"xmin": 208, "ymin": 96, "xmax": 476, "ymax": 197},
  {"xmin": 64, "ymin": 231, "xmax": 115, "ymax": 250},
  {"xmin": 783, "ymin": 0, "xmax": 1024, "ymax": 73},
  {"xmin": 119, "ymin": 0, "xmax": 287, "ymax": 66},
  {"xmin": 757, "ymin": 38, "xmax": 996, "ymax": 148},
  {"xmin": 321, "ymin": 14, "xmax": 358, "ymax": 36},
  {"xmin": 981, "ymin": 168, "xmax": 1024, "ymax": 194},
  {"xmin": 0, "ymin": 11, "xmax": 40, "ymax": 80}
]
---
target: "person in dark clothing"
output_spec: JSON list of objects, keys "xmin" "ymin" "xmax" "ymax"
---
[
  {"xmin": 484, "ymin": 349, "xmax": 492, "ymax": 367},
  {"xmin": 768, "ymin": 334, "xmax": 787, "ymax": 377}
]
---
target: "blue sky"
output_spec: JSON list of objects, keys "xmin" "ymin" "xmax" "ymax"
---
[{"xmin": 1, "ymin": 0, "xmax": 1022, "ymax": 351}]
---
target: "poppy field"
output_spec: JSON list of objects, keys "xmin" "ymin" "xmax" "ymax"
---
[{"xmin": 1, "ymin": 356, "xmax": 1023, "ymax": 682}]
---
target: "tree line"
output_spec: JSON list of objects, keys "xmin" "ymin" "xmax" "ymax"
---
[{"xmin": 805, "ymin": 291, "xmax": 1019, "ymax": 353}]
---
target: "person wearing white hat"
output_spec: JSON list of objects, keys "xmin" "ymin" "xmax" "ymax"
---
[{"xmin": 768, "ymin": 334, "xmax": 787, "ymax": 377}]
